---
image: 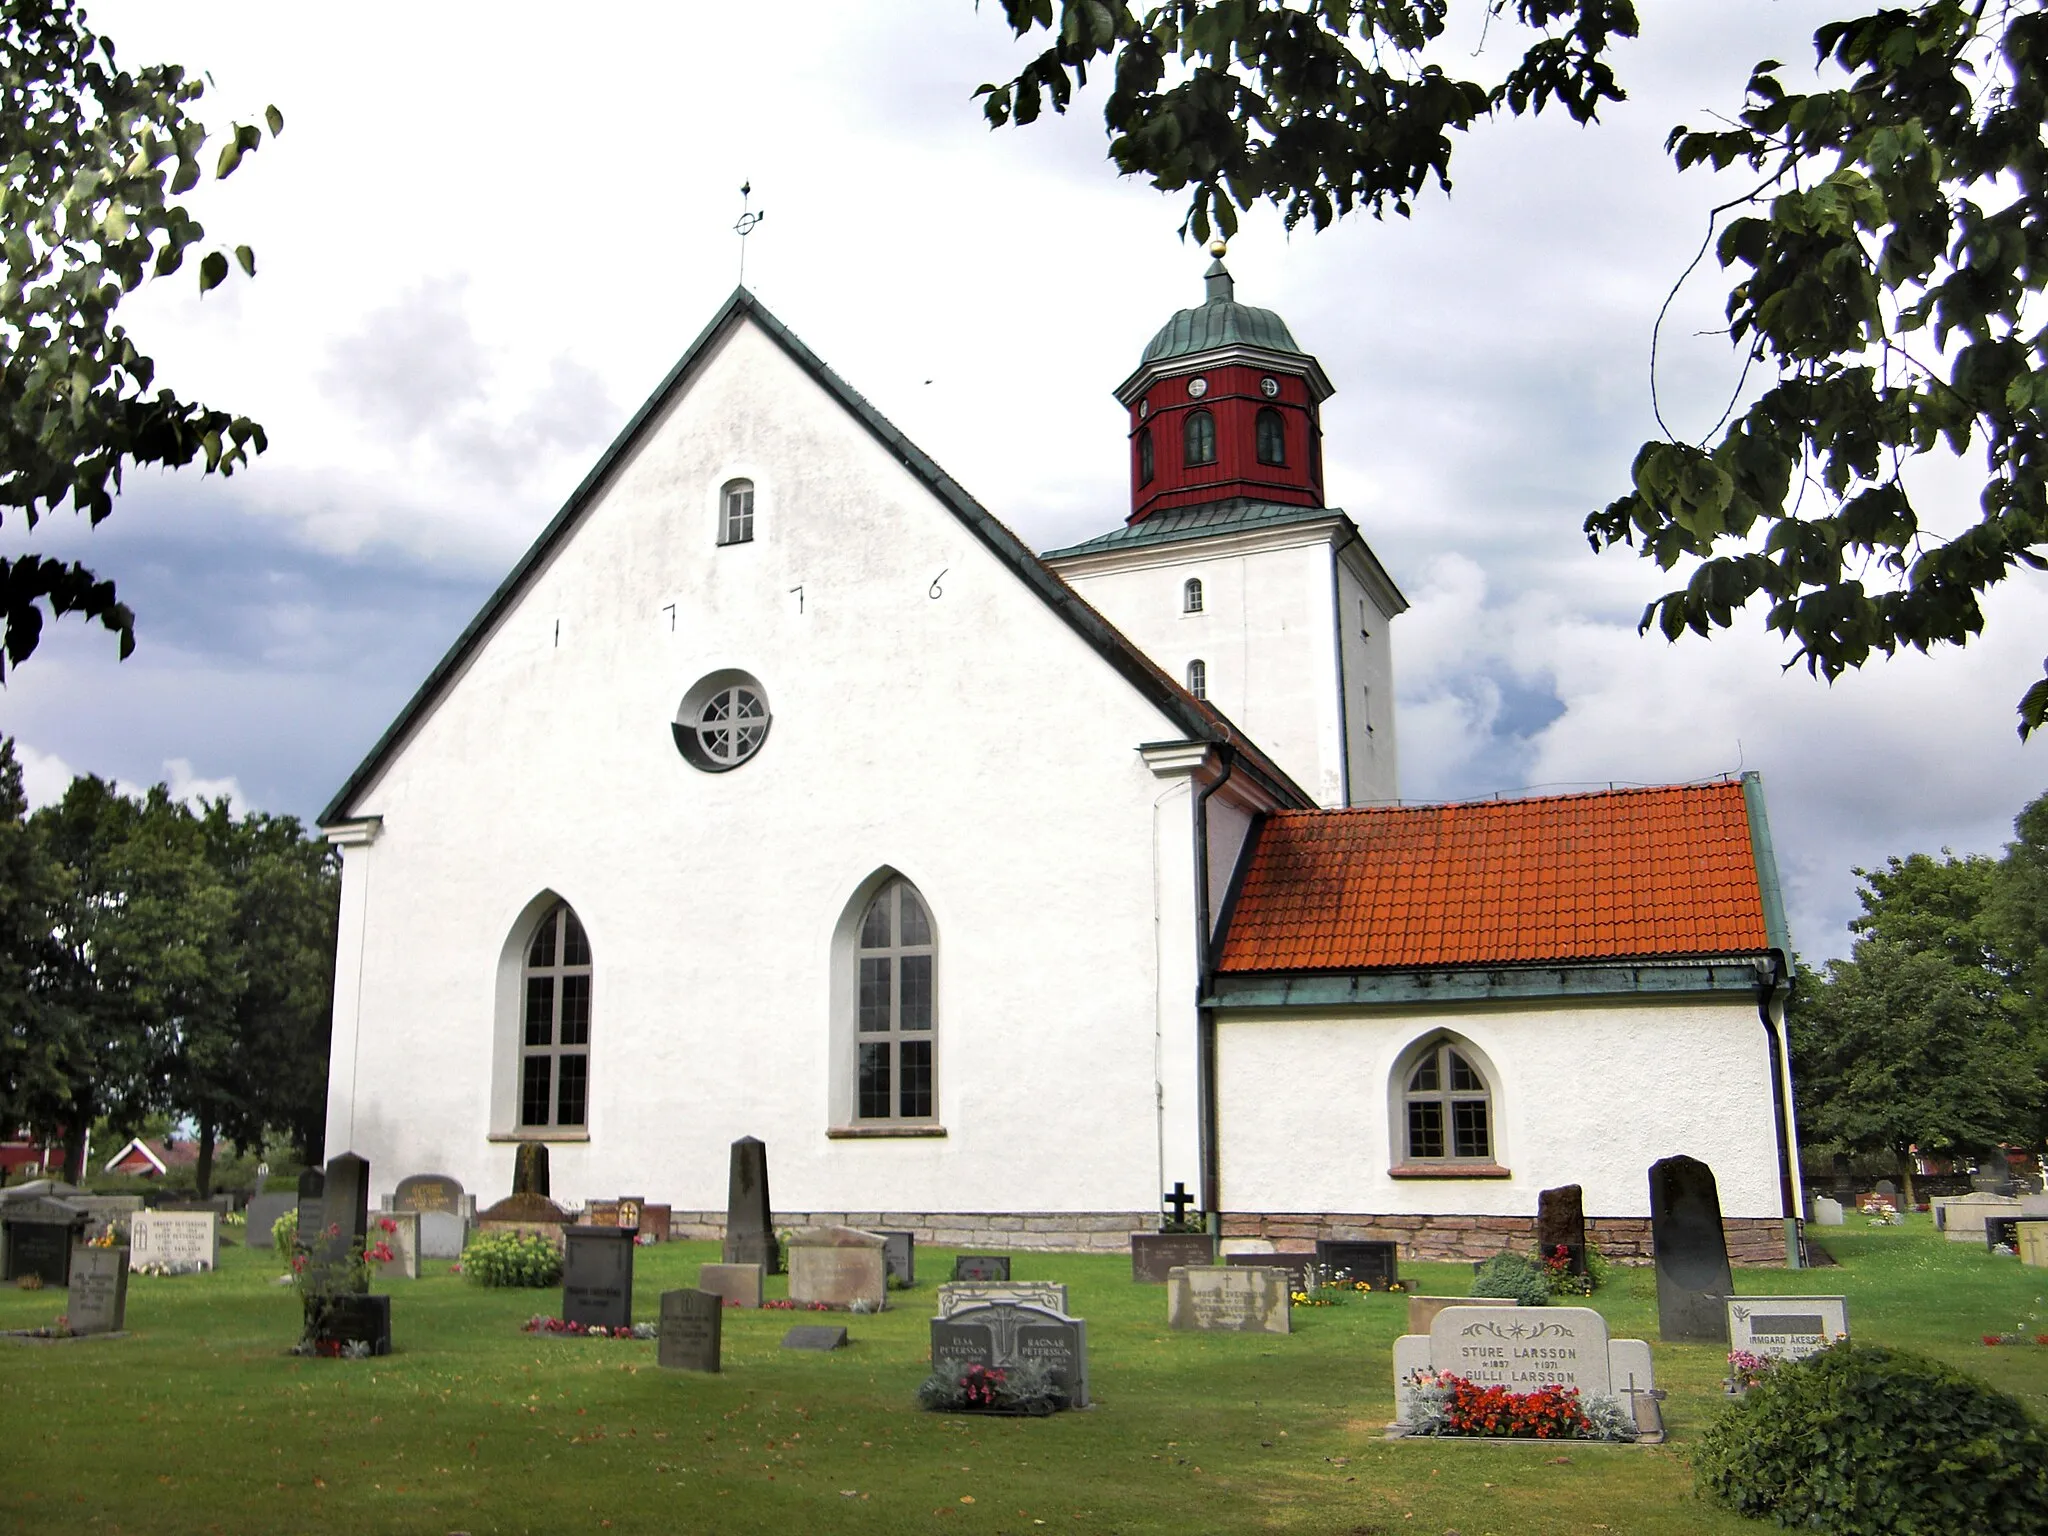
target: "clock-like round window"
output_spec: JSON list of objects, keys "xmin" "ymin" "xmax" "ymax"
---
[
  {"xmin": 1260, "ymin": 376, "xmax": 1280, "ymax": 398},
  {"xmin": 1186, "ymin": 376, "xmax": 1209, "ymax": 398},
  {"xmin": 673, "ymin": 670, "xmax": 772, "ymax": 772}
]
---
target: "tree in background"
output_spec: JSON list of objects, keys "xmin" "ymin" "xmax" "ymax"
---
[
  {"xmin": 0, "ymin": 740, "xmax": 62, "ymax": 1152},
  {"xmin": 1793, "ymin": 825, "xmax": 2046, "ymax": 1202},
  {"xmin": 0, "ymin": 0, "xmax": 280, "ymax": 679},
  {"xmin": 981, "ymin": 2, "xmax": 2048, "ymax": 733}
]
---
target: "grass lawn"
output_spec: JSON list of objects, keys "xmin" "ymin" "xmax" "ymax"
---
[{"xmin": 1, "ymin": 1215, "xmax": 2044, "ymax": 1535}]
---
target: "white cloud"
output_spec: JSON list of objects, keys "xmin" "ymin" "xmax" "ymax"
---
[
  {"xmin": 159, "ymin": 758, "xmax": 250, "ymax": 812},
  {"xmin": 13, "ymin": 742, "xmax": 79, "ymax": 809}
]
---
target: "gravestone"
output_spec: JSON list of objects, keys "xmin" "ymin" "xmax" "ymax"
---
[
  {"xmin": 1225, "ymin": 1251, "xmax": 1312, "ymax": 1291},
  {"xmin": 374, "ymin": 1212, "xmax": 420, "ymax": 1279},
  {"xmin": 881, "ymin": 1231, "xmax": 916, "ymax": 1287},
  {"xmin": 1131, "ymin": 1232, "xmax": 1211, "ymax": 1284},
  {"xmin": 66, "ymin": 1194, "xmax": 142, "ymax": 1239},
  {"xmin": 698, "ymin": 1262, "xmax": 763, "ymax": 1308},
  {"xmin": 1314, "ymin": 1239, "xmax": 1399, "ymax": 1288},
  {"xmin": 1, "ymin": 1197, "xmax": 87, "ymax": 1285},
  {"xmin": 1987, "ymin": 1214, "xmax": 2024, "ymax": 1252},
  {"xmin": 2017, "ymin": 1220, "xmax": 2048, "ymax": 1268},
  {"xmin": 722, "ymin": 1136, "xmax": 780, "ymax": 1273},
  {"xmin": 1535, "ymin": 1184, "xmax": 1587, "ymax": 1274},
  {"xmin": 513, "ymin": 1141, "xmax": 550, "ymax": 1197},
  {"xmin": 477, "ymin": 1145, "xmax": 570, "ymax": 1245},
  {"xmin": 310, "ymin": 1152, "xmax": 371, "ymax": 1289},
  {"xmin": 657, "ymin": 1288, "xmax": 721, "ymax": 1372},
  {"xmin": 295, "ymin": 1169, "xmax": 324, "ymax": 1246},
  {"xmin": 67, "ymin": 1243, "xmax": 127, "ymax": 1334},
  {"xmin": 392, "ymin": 1173, "xmax": 465, "ymax": 1215},
  {"xmin": 1942, "ymin": 1193, "xmax": 2023, "ymax": 1242},
  {"xmin": 1727, "ymin": 1296, "xmax": 1848, "ymax": 1362},
  {"xmin": 586, "ymin": 1200, "xmax": 622, "ymax": 1228},
  {"xmin": 952, "ymin": 1254, "xmax": 1011, "ymax": 1282},
  {"xmin": 1812, "ymin": 1195, "xmax": 1845, "ymax": 1226},
  {"xmin": 931, "ymin": 1297, "xmax": 1089, "ymax": 1406},
  {"xmin": 417, "ymin": 1211, "xmax": 468, "ymax": 1261},
  {"xmin": 1649, "ymin": 1155, "xmax": 1732, "ymax": 1344},
  {"xmin": 316, "ymin": 1293, "xmax": 392, "ymax": 1355},
  {"xmin": 246, "ymin": 1191, "xmax": 295, "ymax": 1249},
  {"xmin": 782, "ymin": 1325, "xmax": 848, "ymax": 1350},
  {"xmin": 1166, "ymin": 1265, "xmax": 1290, "ymax": 1334},
  {"xmin": 1407, "ymin": 1294, "xmax": 1518, "ymax": 1333},
  {"xmin": 638, "ymin": 1204, "xmax": 672, "ymax": 1243},
  {"xmin": 1609, "ymin": 1337, "xmax": 1664, "ymax": 1439},
  {"xmin": 562, "ymin": 1225, "xmax": 635, "ymax": 1330},
  {"xmin": 936, "ymin": 1281, "xmax": 1069, "ymax": 1318},
  {"xmin": 128, "ymin": 1211, "xmax": 219, "ymax": 1273},
  {"xmin": 787, "ymin": 1226, "xmax": 887, "ymax": 1309}
]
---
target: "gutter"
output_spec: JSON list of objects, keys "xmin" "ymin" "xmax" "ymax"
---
[{"xmin": 1192, "ymin": 746, "xmax": 1238, "ymax": 1258}]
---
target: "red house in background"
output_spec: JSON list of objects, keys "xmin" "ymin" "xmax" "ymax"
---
[
  {"xmin": 0, "ymin": 1127, "xmax": 60, "ymax": 1179},
  {"xmin": 100, "ymin": 1137, "xmax": 198, "ymax": 1178}
]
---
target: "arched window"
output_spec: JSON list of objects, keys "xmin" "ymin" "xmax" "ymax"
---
[
  {"xmin": 1256, "ymin": 407, "xmax": 1286, "ymax": 466},
  {"xmin": 1183, "ymin": 409, "xmax": 1215, "ymax": 467},
  {"xmin": 1137, "ymin": 426, "xmax": 1155, "ymax": 486},
  {"xmin": 855, "ymin": 878, "xmax": 936, "ymax": 1122},
  {"xmin": 1402, "ymin": 1037, "xmax": 1492, "ymax": 1163},
  {"xmin": 520, "ymin": 902, "xmax": 592, "ymax": 1129},
  {"xmin": 1186, "ymin": 659, "xmax": 1207, "ymax": 700},
  {"xmin": 719, "ymin": 478, "xmax": 754, "ymax": 545},
  {"xmin": 1183, "ymin": 577, "xmax": 1204, "ymax": 614}
]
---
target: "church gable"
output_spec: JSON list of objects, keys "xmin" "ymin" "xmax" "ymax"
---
[{"xmin": 321, "ymin": 289, "xmax": 1305, "ymax": 827}]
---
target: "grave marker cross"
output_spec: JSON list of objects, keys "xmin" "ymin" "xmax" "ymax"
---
[{"xmin": 1163, "ymin": 1182, "xmax": 1196, "ymax": 1224}]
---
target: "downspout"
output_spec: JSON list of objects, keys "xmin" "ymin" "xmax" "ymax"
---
[{"xmin": 1193, "ymin": 745, "xmax": 1238, "ymax": 1259}]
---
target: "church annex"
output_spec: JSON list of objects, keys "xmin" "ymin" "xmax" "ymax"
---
[{"xmin": 318, "ymin": 258, "xmax": 1802, "ymax": 1265}]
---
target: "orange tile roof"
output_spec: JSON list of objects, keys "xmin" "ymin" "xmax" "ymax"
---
[{"xmin": 1215, "ymin": 782, "xmax": 1770, "ymax": 973}]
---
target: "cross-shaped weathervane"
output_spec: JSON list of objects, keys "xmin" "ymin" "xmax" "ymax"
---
[{"xmin": 735, "ymin": 182, "xmax": 765, "ymax": 286}]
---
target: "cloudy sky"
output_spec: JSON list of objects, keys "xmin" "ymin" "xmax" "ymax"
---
[{"xmin": 4, "ymin": 0, "xmax": 2042, "ymax": 961}]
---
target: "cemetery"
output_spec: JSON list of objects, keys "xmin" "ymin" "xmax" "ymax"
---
[{"xmin": 1, "ymin": 1182, "xmax": 2043, "ymax": 1533}]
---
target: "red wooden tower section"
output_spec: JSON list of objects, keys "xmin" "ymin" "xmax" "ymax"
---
[{"xmin": 1116, "ymin": 250, "xmax": 1334, "ymax": 522}]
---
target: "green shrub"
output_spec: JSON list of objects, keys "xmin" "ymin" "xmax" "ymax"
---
[
  {"xmin": 1696, "ymin": 1342, "xmax": 2048, "ymax": 1534},
  {"xmin": 271, "ymin": 1206, "xmax": 297, "ymax": 1259},
  {"xmin": 462, "ymin": 1231, "xmax": 562, "ymax": 1288},
  {"xmin": 1470, "ymin": 1251, "xmax": 1549, "ymax": 1307}
]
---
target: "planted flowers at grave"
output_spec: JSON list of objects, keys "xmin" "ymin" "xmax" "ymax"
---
[{"xmin": 291, "ymin": 1216, "xmax": 397, "ymax": 1358}]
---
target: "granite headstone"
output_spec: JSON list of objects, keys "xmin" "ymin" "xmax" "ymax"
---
[
  {"xmin": 787, "ymin": 1225, "xmax": 887, "ymax": 1309},
  {"xmin": 722, "ymin": 1136, "xmax": 780, "ymax": 1274},
  {"xmin": 952, "ymin": 1254, "xmax": 1011, "ymax": 1282},
  {"xmin": 1535, "ymin": 1184, "xmax": 1587, "ymax": 1274},
  {"xmin": 1, "ymin": 1197, "xmax": 86, "ymax": 1285},
  {"xmin": 782, "ymin": 1325, "xmax": 848, "ymax": 1350},
  {"xmin": 1649, "ymin": 1154, "xmax": 1733, "ymax": 1344},
  {"xmin": 1224, "ymin": 1251, "xmax": 1312, "ymax": 1291},
  {"xmin": 1131, "ymin": 1232, "xmax": 1212, "ymax": 1284},
  {"xmin": 1166, "ymin": 1265, "xmax": 1290, "ymax": 1334},
  {"xmin": 562, "ymin": 1225, "xmax": 635, "ymax": 1330},
  {"xmin": 66, "ymin": 1243, "xmax": 127, "ymax": 1333},
  {"xmin": 245, "ymin": 1191, "xmax": 295, "ymax": 1249},
  {"xmin": 931, "ymin": 1300, "xmax": 1089, "ymax": 1406},
  {"xmin": 657, "ymin": 1288, "xmax": 721, "ymax": 1372},
  {"xmin": 1314, "ymin": 1239, "xmax": 1399, "ymax": 1288},
  {"xmin": 881, "ymin": 1231, "xmax": 916, "ymax": 1287},
  {"xmin": 697, "ymin": 1262, "xmax": 763, "ymax": 1308},
  {"xmin": 128, "ymin": 1211, "xmax": 219, "ymax": 1273},
  {"xmin": 1727, "ymin": 1295, "xmax": 1848, "ymax": 1362},
  {"xmin": 392, "ymin": 1173, "xmax": 465, "ymax": 1215}
]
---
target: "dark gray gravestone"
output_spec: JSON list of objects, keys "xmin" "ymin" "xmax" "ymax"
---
[
  {"xmin": 246, "ymin": 1192, "xmax": 295, "ymax": 1250},
  {"xmin": 316, "ymin": 1293, "xmax": 391, "ymax": 1355},
  {"xmin": 1, "ymin": 1198, "xmax": 85, "ymax": 1285},
  {"xmin": 930, "ymin": 1300, "xmax": 1088, "ymax": 1407},
  {"xmin": 1986, "ymin": 1214, "xmax": 2024, "ymax": 1251},
  {"xmin": 781, "ymin": 1325, "xmax": 847, "ymax": 1350},
  {"xmin": 310, "ymin": 1153, "xmax": 371, "ymax": 1296},
  {"xmin": 393, "ymin": 1174, "xmax": 465, "ymax": 1214},
  {"xmin": 1536, "ymin": 1184, "xmax": 1588, "ymax": 1274},
  {"xmin": 722, "ymin": 1136, "xmax": 780, "ymax": 1274},
  {"xmin": 1225, "ymin": 1251, "xmax": 1312, "ymax": 1291},
  {"xmin": 1649, "ymin": 1155, "xmax": 1733, "ymax": 1343},
  {"xmin": 952, "ymin": 1254, "xmax": 1011, "ymax": 1282},
  {"xmin": 1131, "ymin": 1233, "xmax": 1212, "ymax": 1283},
  {"xmin": 67, "ymin": 1244, "xmax": 127, "ymax": 1334},
  {"xmin": 295, "ymin": 1169, "xmax": 324, "ymax": 1244},
  {"xmin": 1314, "ymin": 1240, "xmax": 1399, "ymax": 1288},
  {"xmin": 657, "ymin": 1289, "xmax": 721, "ymax": 1372},
  {"xmin": 562, "ymin": 1226, "xmax": 635, "ymax": 1330},
  {"xmin": 881, "ymin": 1231, "xmax": 916, "ymax": 1287},
  {"xmin": 512, "ymin": 1142, "xmax": 550, "ymax": 1197}
]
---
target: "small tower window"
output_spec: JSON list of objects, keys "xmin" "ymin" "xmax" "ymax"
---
[
  {"xmin": 1256, "ymin": 407, "xmax": 1286, "ymax": 466},
  {"xmin": 1186, "ymin": 659, "xmax": 1207, "ymax": 700},
  {"xmin": 719, "ymin": 479, "xmax": 754, "ymax": 545},
  {"xmin": 1137, "ymin": 426, "xmax": 1155, "ymax": 486},
  {"xmin": 1183, "ymin": 577, "xmax": 1204, "ymax": 614},
  {"xmin": 1183, "ymin": 410, "xmax": 1215, "ymax": 467}
]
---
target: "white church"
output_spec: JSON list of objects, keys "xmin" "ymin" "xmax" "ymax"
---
[{"xmin": 318, "ymin": 255, "xmax": 1804, "ymax": 1265}]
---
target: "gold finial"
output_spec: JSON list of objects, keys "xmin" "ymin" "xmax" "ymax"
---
[{"xmin": 1208, "ymin": 238, "xmax": 1228, "ymax": 258}]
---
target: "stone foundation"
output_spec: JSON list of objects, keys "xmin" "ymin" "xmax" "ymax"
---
[{"xmin": 640, "ymin": 1210, "xmax": 1793, "ymax": 1264}]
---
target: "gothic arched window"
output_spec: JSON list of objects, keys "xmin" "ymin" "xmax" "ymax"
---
[
  {"xmin": 719, "ymin": 478, "xmax": 754, "ymax": 545},
  {"xmin": 1186, "ymin": 659, "xmax": 1208, "ymax": 700},
  {"xmin": 1183, "ymin": 577, "xmax": 1204, "ymax": 614},
  {"xmin": 1137, "ymin": 426, "xmax": 1155, "ymax": 486},
  {"xmin": 1184, "ymin": 409, "xmax": 1216, "ymax": 467},
  {"xmin": 1256, "ymin": 407, "xmax": 1286, "ymax": 466},
  {"xmin": 855, "ymin": 878, "xmax": 936, "ymax": 1122},
  {"xmin": 520, "ymin": 902, "xmax": 592, "ymax": 1129},
  {"xmin": 1402, "ymin": 1037, "xmax": 1492, "ymax": 1163}
]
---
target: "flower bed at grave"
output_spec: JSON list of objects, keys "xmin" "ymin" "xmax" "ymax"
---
[
  {"xmin": 1290, "ymin": 1270, "xmax": 1407, "ymax": 1307},
  {"xmin": 1, "ymin": 1315, "xmax": 72, "ymax": 1339},
  {"xmin": 760, "ymin": 1299, "xmax": 837, "ymax": 1311},
  {"xmin": 1981, "ymin": 1333, "xmax": 2048, "ymax": 1346},
  {"xmin": 1727, "ymin": 1349, "xmax": 1777, "ymax": 1389},
  {"xmin": 1402, "ymin": 1370, "xmax": 1638, "ymax": 1442},
  {"xmin": 916, "ymin": 1362, "xmax": 1068, "ymax": 1417},
  {"xmin": 521, "ymin": 1316, "xmax": 658, "ymax": 1339}
]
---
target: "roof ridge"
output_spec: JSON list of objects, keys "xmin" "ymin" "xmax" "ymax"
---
[{"xmin": 1265, "ymin": 780, "xmax": 1747, "ymax": 818}]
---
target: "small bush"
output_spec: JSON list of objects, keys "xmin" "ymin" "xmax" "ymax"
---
[
  {"xmin": 1696, "ymin": 1342, "xmax": 2048, "ymax": 1534},
  {"xmin": 461, "ymin": 1231, "xmax": 562, "ymax": 1288},
  {"xmin": 1471, "ymin": 1251, "xmax": 1549, "ymax": 1307},
  {"xmin": 271, "ymin": 1206, "xmax": 298, "ymax": 1259}
]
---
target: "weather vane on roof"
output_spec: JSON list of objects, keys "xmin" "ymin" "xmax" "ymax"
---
[{"xmin": 735, "ymin": 181, "xmax": 765, "ymax": 286}]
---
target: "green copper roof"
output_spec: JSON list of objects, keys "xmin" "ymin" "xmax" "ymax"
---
[
  {"xmin": 1041, "ymin": 498, "xmax": 1342, "ymax": 560},
  {"xmin": 1140, "ymin": 258, "xmax": 1304, "ymax": 365}
]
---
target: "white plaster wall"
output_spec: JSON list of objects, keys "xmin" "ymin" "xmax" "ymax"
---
[
  {"xmin": 1056, "ymin": 537, "xmax": 1347, "ymax": 807},
  {"xmin": 1334, "ymin": 556, "xmax": 1399, "ymax": 803},
  {"xmin": 322, "ymin": 317, "xmax": 1209, "ymax": 1215},
  {"xmin": 1216, "ymin": 996, "xmax": 1783, "ymax": 1218}
]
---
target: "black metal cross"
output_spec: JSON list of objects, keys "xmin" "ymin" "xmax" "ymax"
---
[{"xmin": 1163, "ymin": 1182, "xmax": 1196, "ymax": 1223}]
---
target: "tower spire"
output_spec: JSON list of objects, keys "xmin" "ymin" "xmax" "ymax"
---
[{"xmin": 1203, "ymin": 238, "xmax": 1234, "ymax": 304}]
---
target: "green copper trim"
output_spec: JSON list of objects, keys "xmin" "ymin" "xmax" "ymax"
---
[
  {"xmin": 1741, "ymin": 770, "xmax": 1794, "ymax": 957},
  {"xmin": 1042, "ymin": 497, "xmax": 1344, "ymax": 560},
  {"xmin": 1203, "ymin": 960, "xmax": 1771, "ymax": 1010}
]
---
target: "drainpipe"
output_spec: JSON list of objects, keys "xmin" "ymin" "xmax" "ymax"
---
[
  {"xmin": 1758, "ymin": 956, "xmax": 1802, "ymax": 1269},
  {"xmin": 1192, "ymin": 746, "xmax": 1238, "ymax": 1260}
]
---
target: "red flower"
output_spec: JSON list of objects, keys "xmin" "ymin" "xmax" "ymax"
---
[{"xmin": 1985, "ymin": 1335, "xmax": 2002, "ymax": 1345}]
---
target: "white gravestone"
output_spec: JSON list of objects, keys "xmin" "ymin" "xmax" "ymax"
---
[
  {"xmin": 1940, "ymin": 1194, "xmax": 2023, "ymax": 1242},
  {"xmin": 1727, "ymin": 1296, "xmax": 1848, "ymax": 1362},
  {"xmin": 935, "ymin": 1281, "xmax": 1069, "ymax": 1319},
  {"xmin": 1167, "ymin": 1264, "xmax": 1291, "ymax": 1334},
  {"xmin": 128, "ymin": 1211, "xmax": 218, "ymax": 1272},
  {"xmin": 374, "ymin": 1212, "xmax": 420, "ymax": 1279},
  {"xmin": 1812, "ymin": 1195, "xmax": 1845, "ymax": 1226},
  {"xmin": 1393, "ymin": 1306, "xmax": 1661, "ymax": 1440}
]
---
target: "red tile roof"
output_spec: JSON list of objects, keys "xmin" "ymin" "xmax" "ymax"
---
[{"xmin": 1215, "ymin": 782, "xmax": 1770, "ymax": 973}]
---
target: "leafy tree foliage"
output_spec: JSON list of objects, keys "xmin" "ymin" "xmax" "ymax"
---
[
  {"xmin": 981, "ymin": 2, "xmax": 2048, "ymax": 733},
  {"xmin": 0, "ymin": 746, "xmax": 336, "ymax": 1189},
  {"xmin": 0, "ymin": 0, "xmax": 280, "ymax": 678}
]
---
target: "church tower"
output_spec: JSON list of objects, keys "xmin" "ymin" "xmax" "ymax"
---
[{"xmin": 1043, "ymin": 250, "xmax": 1406, "ymax": 807}]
